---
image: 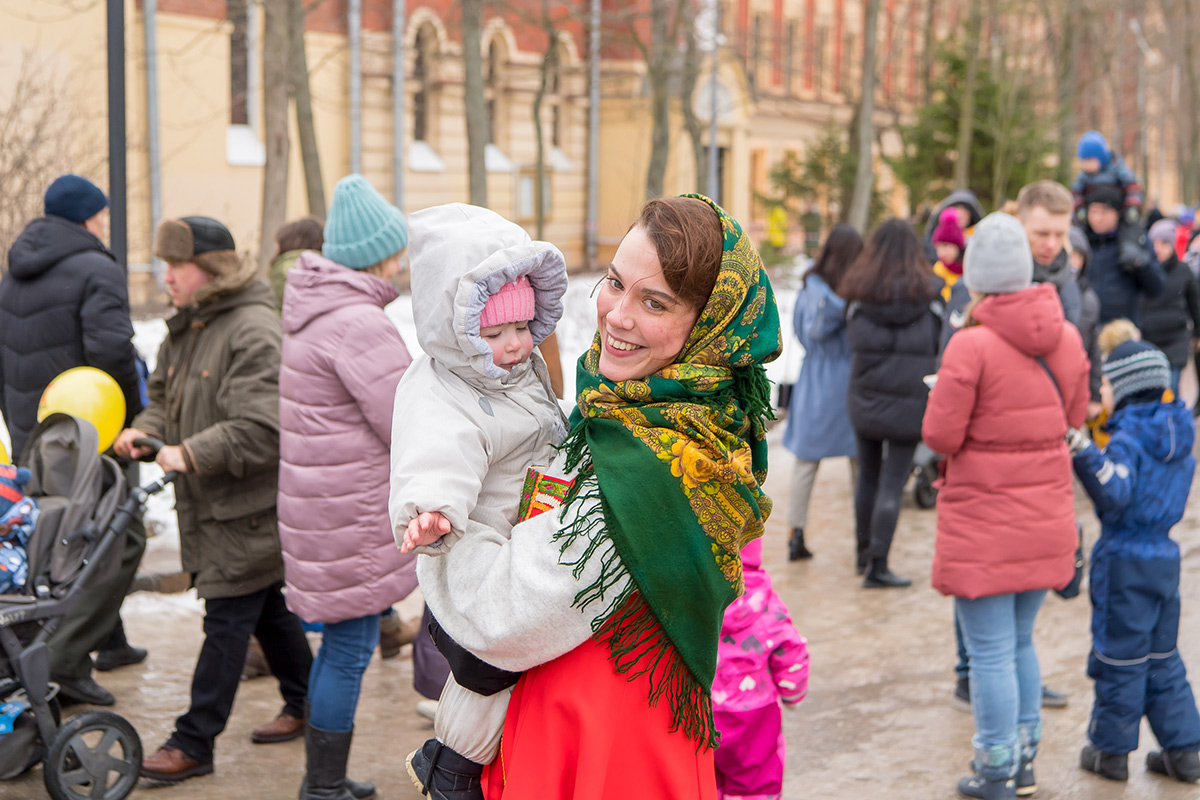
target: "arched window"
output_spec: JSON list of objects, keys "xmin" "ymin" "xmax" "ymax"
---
[{"xmin": 412, "ymin": 24, "xmax": 436, "ymax": 143}]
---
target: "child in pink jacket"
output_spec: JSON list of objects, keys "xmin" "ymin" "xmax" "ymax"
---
[{"xmin": 713, "ymin": 537, "xmax": 809, "ymax": 800}]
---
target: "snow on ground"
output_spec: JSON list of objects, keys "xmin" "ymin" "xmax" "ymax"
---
[{"xmin": 131, "ymin": 265, "xmax": 803, "ymax": 551}]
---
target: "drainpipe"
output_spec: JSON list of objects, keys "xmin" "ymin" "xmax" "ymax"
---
[
  {"xmin": 393, "ymin": 0, "xmax": 405, "ymax": 208},
  {"xmin": 585, "ymin": 0, "xmax": 600, "ymax": 267},
  {"xmin": 350, "ymin": 0, "xmax": 362, "ymax": 174},
  {"xmin": 706, "ymin": 0, "xmax": 719, "ymax": 202},
  {"xmin": 247, "ymin": 0, "xmax": 261, "ymax": 136},
  {"xmin": 106, "ymin": 0, "xmax": 127, "ymax": 268},
  {"xmin": 144, "ymin": 0, "xmax": 163, "ymax": 277}
]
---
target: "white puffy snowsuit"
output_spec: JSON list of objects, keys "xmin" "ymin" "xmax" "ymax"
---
[{"xmin": 388, "ymin": 203, "xmax": 568, "ymax": 763}]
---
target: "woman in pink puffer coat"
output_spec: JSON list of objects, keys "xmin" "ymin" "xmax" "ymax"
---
[{"xmin": 278, "ymin": 175, "xmax": 416, "ymax": 800}]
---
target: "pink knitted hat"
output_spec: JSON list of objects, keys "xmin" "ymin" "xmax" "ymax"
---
[
  {"xmin": 480, "ymin": 276, "xmax": 536, "ymax": 329},
  {"xmin": 932, "ymin": 207, "xmax": 966, "ymax": 250}
]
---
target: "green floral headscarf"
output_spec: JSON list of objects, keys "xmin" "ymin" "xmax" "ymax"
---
[{"xmin": 556, "ymin": 194, "xmax": 782, "ymax": 748}]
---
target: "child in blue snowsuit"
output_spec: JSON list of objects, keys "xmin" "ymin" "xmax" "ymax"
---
[
  {"xmin": 0, "ymin": 463, "xmax": 38, "ymax": 594},
  {"xmin": 1068, "ymin": 340, "xmax": 1200, "ymax": 784}
]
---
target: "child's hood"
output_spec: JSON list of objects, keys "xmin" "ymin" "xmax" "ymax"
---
[
  {"xmin": 722, "ymin": 569, "xmax": 773, "ymax": 635},
  {"xmin": 972, "ymin": 283, "xmax": 1065, "ymax": 357},
  {"xmin": 1112, "ymin": 400, "xmax": 1195, "ymax": 465},
  {"xmin": 407, "ymin": 203, "xmax": 567, "ymax": 385}
]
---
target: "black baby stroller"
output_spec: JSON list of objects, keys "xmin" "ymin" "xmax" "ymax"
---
[{"xmin": 0, "ymin": 414, "xmax": 173, "ymax": 800}]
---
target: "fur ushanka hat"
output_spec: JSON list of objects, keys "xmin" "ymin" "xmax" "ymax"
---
[{"xmin": 154, "ymin": 216, "xmax": 240, "ymax": 277}]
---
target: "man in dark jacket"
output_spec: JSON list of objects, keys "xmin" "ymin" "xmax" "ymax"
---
[
  {"xmin": 0, "ymin": 174, "xmax": 148, "ymax": 706},
  {"xmin": 1084, "ymin": 186, "xmax": 1165, "ymax": 323},
  {"xmin": 0, "ymin": 175, "xmax": 142, "ymax": 455},
  {"xmin": 114, "ymin": 216, "xmax": 312, "ymax": 784}
]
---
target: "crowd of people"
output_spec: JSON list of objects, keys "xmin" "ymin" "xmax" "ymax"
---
[
  {"xmin": 780, "ymin": 130, "xmax": 1200, "ymax": 798},
  {"xmin": 0, "ymin": 125, "xmax": 1196, "ymax": 800}
]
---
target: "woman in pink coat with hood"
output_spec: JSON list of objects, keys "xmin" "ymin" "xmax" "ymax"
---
[
  {"xmin": 923, "ymin": 213, "xmax": 1089, "ymax": 800},
  {"xmin": 278, "ymin": 174, "xmax": 416, "ymax": 800}
]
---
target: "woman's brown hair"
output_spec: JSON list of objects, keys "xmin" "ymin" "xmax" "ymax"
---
[
  {"xmin": 837, "ymin": 217, "xmax": 935, "ymax": 305},
  {"xmin": 274, "ymin": 216, "xmax": 325, "ymax": 258},
  {"xmin": 634, "ymin": 196, "xmax": 723, "ymax": 310},
  {"xmin": 805, "ymin": 224, "xmax": 863, "ymax": 290}
]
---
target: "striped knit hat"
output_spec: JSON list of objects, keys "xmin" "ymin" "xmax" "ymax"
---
[
  {"xmin": 323, "ymin": 174, "xmax": 408, "ymax": 270},
  {"xmin": 1104, "ymin": 340, "xmax": 1170, "ymax": 409}
]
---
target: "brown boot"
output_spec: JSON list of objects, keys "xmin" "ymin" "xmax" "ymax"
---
[
  {"xmin": 140, "ymin": 745, "xmax": 213, "ymax": 782},
  {"xmin": 251, "ymin": 712, "xmax": 304, "ymax": 744},
  {"xmin": 242, "ymin": 636, "xmax": 270, "ymax": 681},
  {"xmin": 378, "ymin": 613, "xmax": 421, "ymax": 660}
]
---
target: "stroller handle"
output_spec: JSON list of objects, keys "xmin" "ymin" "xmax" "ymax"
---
[{"xmin": 131, "ymin": 436, "xmax": 165, "ymax": 462}]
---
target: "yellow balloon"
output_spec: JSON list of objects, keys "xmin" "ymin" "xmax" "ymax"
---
[{"xmin": 37, "ymin": 367, "xmax": 126, "ymax": 453}]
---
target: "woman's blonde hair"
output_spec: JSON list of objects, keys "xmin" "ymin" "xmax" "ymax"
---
[
  {"xmin": 362, "ymin": 254, "xmax": 402, "ymax": 278},
  {"xmin": 962, "ymin": 293, "xmax": 994, "ymax": 328}
]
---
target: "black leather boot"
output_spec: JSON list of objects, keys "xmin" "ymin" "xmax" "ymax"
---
[
  {"xmin": 788, "ymin": 527, "xmax": 813, "ymax": 560},
  {"xmin": 1146, "ymin": 748, "xmax": 1200, "ymax": 783},
  {"xmin": 406, "ymin": 738, "xmax": 484, "ymax": 800},
  {"xmin": 298, "ymin": 724, "xmax": 355, "ymax": 800},
  {"xmin": 862, "ymin": 557, "xmax": 911, "ymax": 588},
  {"xmin": 1080, "ymin": 744, "xmax": 1128, "ymax": 781}
]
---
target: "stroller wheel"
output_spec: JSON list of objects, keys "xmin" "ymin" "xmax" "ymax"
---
[
  {"xmin": 43, "ymin": 710, "xmax": 142, "ymax": 800},
  {"xmin": 913, "ymin": 471, "xmax": 939, "ymax": 509}
]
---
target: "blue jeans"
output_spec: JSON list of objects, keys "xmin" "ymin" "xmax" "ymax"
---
[
  {"xmin": 1170, "ymin": 368, "xmax": 1182, "ymax": 397},
  {"xmin": 308, "ymin": 613, "xmax": 380, "ymax": 732},
  {"xmin": 956, "ymin": 590, "xmax": 1047, "ymax": 779}
]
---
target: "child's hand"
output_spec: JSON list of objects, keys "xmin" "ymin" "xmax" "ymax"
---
[
  {"xmin": 1066, "ymin": 427, "xmax": 1091, "ymax": 456},
  {"xmin": 400, "ymin": 512, "xmax": 452, "ymax": 553}
]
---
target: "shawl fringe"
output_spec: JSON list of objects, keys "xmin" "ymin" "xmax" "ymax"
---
[{"xmin": 553, "ymin": 447, "xmax": 719, "ymax": 750}]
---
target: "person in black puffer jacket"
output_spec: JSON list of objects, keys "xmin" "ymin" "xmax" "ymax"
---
[
  {"xmin": 841, "ymin": 219, "xmax": 943, "ymax": 589},
  {"xmin": 0, "ymin": 175, "xmax": 147, "ymax": 707},
  {"xmin": 0, "ymin": 175, "xmax": 143, "ymax": 456},
  {"xmin": 1140, "ymin": 219, "xmax": 1200, "ymax": 395}
]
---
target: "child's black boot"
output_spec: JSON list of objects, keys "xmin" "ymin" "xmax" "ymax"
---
[
  {"xmin": 1080, "ymin": 743, "xmax": 1128, "ymax": 781},
  {"xmin": 406, "ymin": 738, "xmax": 484, "ymax": 800},
  {"xmin": 1146, "ymin": 749, "xmax": 1200, "ymax": 783}
]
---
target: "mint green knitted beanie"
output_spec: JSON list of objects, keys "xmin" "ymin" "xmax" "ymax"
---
[{"xmin": 323, "ymin": 174, "xmax": 409, "ymax": 269}]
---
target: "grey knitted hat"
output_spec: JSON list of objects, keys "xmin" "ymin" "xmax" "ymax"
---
[
  {"xmin": 963, "ymin": 213, "xmax": 1034, "ymax": 295},
  {"xmin": 1104, "ymin": 340, "xmax": 1170, "ymax": 409}
]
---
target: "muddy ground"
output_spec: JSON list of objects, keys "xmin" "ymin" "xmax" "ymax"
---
[{"xmin": 2, "ymin": 425, "xmax": 1199, "ymax": 800}]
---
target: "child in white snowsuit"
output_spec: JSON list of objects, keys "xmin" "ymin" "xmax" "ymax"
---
[
  {"xmin": 388, "ymin": 203, "xmax": 568, "ymax": 800},
  {"xmin": 713, "ymin": 537, "xmax": 809, "ymax": 800}
]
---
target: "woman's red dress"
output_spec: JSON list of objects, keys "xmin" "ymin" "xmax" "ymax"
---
[{"xmin": 482, "ymin": 637, "xmax": 718, "ymax": 799}]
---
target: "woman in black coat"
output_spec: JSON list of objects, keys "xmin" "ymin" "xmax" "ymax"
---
[
  {"xmin": 840, "ymin": 219, "xmax": 943, "ymax": 588},
  {"xmin": 1141, "ymin": 220, "xmax": 1200, "ymax": 395}
]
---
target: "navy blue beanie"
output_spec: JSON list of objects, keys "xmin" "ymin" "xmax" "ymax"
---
[
  {"xmin": 1104, "ymin": 340, "xmax": 1169, "ymax": 409},
  {"xmin": 1076, "ymin": 131, "xmax": 1111, "ymax": 169},
  {"xmin": 44, "ymin": 175, "xmax": 109, "ymax": 224}
]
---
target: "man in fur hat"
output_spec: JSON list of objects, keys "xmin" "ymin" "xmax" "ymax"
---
[{"xmin": 113, "ymin": 216, "xmax": 313, "ymax": 783}]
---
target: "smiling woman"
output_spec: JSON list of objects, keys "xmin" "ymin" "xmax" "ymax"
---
[
  {"xmin": 596, "ymin": 199, "xmax": 720, "ymax": 382},
  {"xmin": 415, "ymin": 194, "xmax": 783, "ymax": 800}
]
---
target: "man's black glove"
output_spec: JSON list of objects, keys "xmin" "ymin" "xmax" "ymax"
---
[{"xmin": 1119, "ymin": 240, "xmax": 1149, "ymax": 273}]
